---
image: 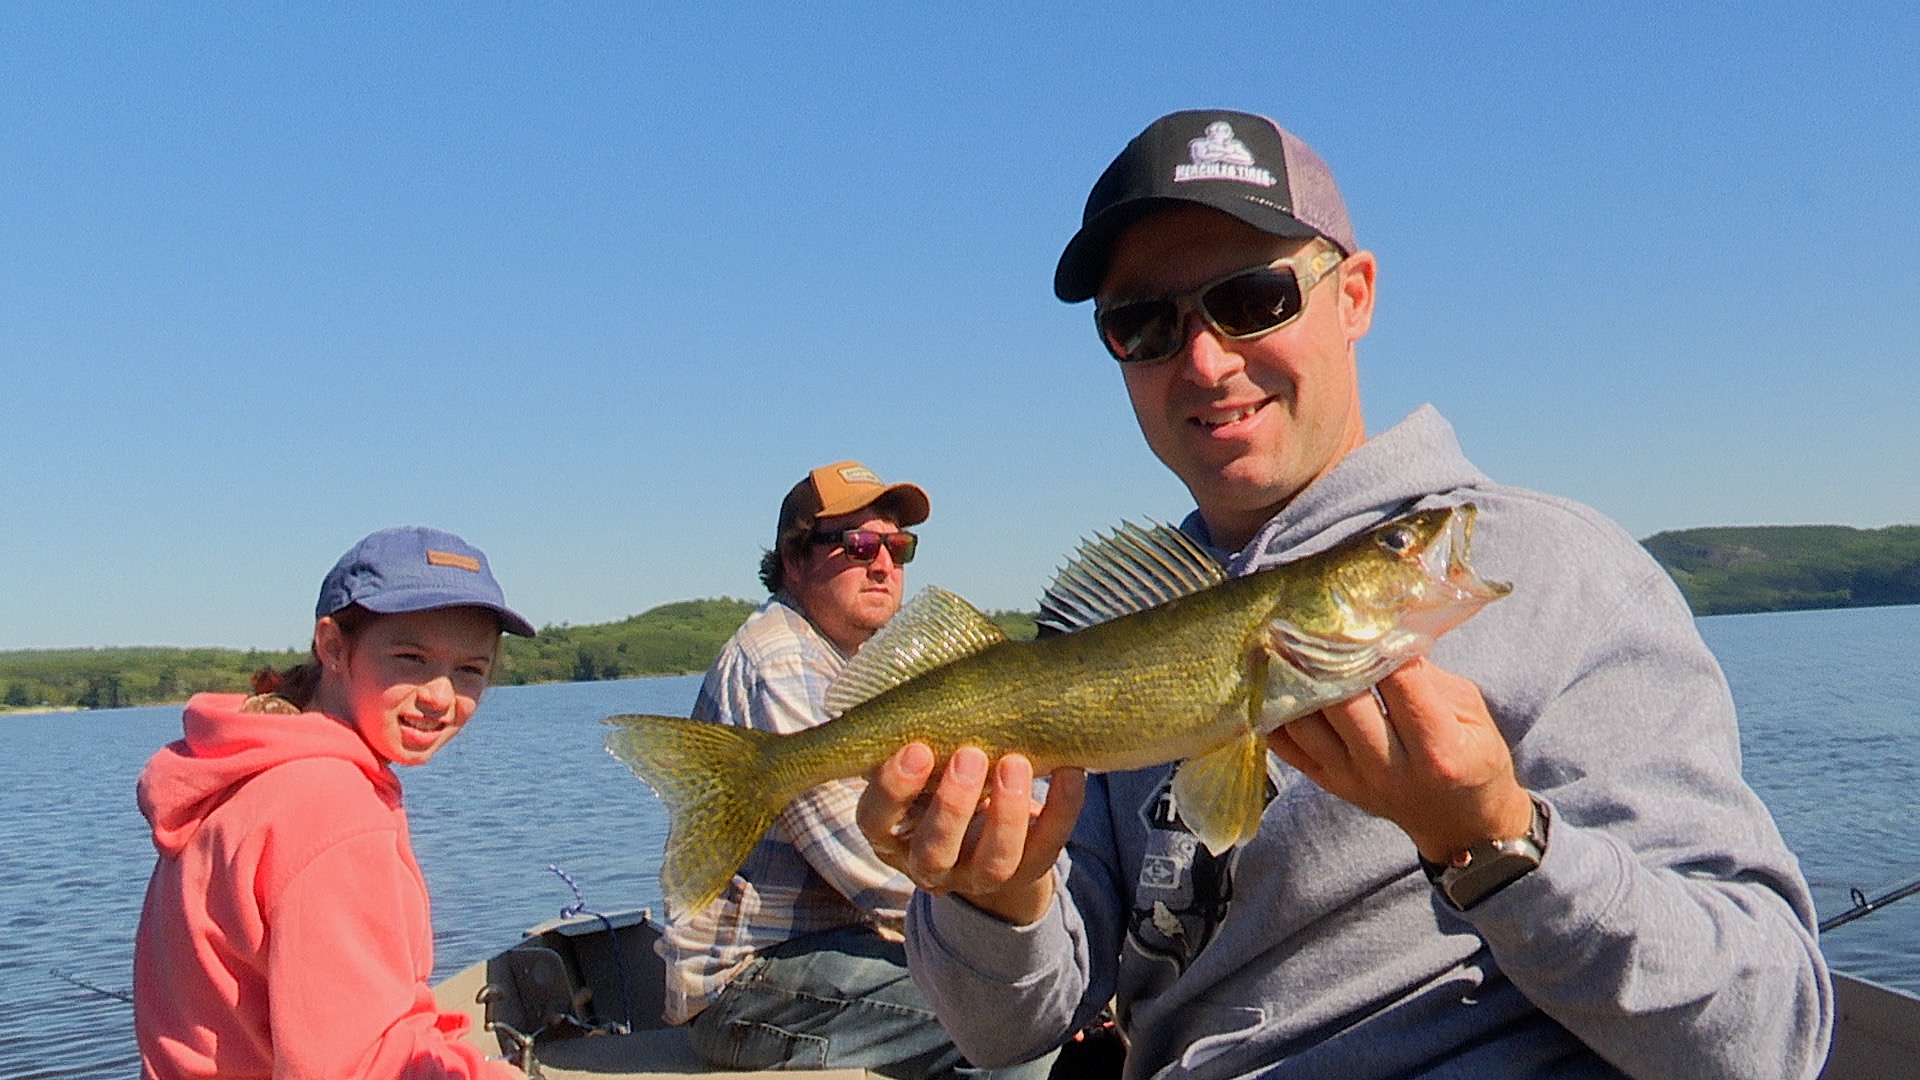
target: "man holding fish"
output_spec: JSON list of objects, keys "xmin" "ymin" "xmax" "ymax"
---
[{"xmin": 855, "ymin": 111, "xmax": 1834, "ymax": 1078}]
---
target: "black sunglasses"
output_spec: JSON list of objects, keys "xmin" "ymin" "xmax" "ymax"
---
[
  {"xmin": 1094, "ymin": 243, "xmax": 1346, "ymax": 364},
  {"xmin": 810, "ymin": 529, "xmax": 918, "ymax": 565}
]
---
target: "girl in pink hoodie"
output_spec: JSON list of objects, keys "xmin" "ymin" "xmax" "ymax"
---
[{"xmin": 134, "ymin": 526, "xmax": 537, "ymax": 1079}]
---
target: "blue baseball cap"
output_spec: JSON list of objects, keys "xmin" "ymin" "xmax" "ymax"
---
[{"xmin": 316, "ymin": 526, "xmax": 536, "ymax": 637}]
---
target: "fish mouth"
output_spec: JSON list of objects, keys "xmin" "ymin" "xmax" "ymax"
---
[{"xmin": 1417, "ymin": 505, "xmax": 1512, "ymax": 606}]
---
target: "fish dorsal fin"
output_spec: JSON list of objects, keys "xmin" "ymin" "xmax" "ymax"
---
[
  {"xmin": 1036, "ymin": 521, "xmax": 1227, "ymax": 635},
  {"xmin": 823, "ymin": 586, "xmax": 1008, "ymax": 716}
]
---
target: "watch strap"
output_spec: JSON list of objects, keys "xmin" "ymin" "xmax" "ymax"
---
[{"xmin": 1420, "ymin": 794, "xmax": 1551, "ymax": 911}]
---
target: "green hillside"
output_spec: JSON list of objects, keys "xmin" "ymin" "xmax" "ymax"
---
[
  {"xmin": 1642, "ymin": 524, "xmax": 1920, "ymax": 616},
  {"xmin": 496, "ymin": 598, "xmax": 759, "ymax": 684},
  {"xmin": 496, "ymin": 599, "xmax": 1037, "ymax": 683}
]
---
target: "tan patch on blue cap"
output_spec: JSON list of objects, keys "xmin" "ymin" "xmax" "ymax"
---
[{"xmin": 426, "ymin": 549, "xmax": 482, "ymax": 572}]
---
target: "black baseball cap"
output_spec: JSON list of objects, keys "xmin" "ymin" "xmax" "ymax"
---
[{"xmin": 1054, "ymin": 109, "xmax": 1357, "ymax": 303}]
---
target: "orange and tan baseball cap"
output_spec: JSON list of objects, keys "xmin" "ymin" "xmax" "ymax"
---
[{"xmin": 776, "ymin": 460, "xmax": 930, "ymax": 543}]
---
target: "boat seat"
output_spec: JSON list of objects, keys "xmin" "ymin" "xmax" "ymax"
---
[{"xmin": 485, "ymin": 944, "xmax": 586, "ymax": 1038}]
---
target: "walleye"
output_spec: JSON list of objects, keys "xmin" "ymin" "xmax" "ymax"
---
[{"xmin": 606, "ymin": 505, "xmax": 1509, "ymax": 914}]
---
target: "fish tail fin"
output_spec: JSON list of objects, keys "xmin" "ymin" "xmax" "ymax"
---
[{"xmin": 603, "ymin": 714, "xmax": 786, "ymax": 914}]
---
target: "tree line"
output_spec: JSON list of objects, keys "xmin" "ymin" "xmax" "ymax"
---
[
  {"xmin": 0, "ymin": 645, "xmax": 308, "ymax": 712},
  {"xmin": 1, "ymin": 598, "xmax": 1040, "ymax": 712},
  {"xmin": 6, "ymin": 523, "xmax": 1913, "ymax": 711}
]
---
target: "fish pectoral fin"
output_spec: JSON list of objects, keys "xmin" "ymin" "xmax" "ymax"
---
[
  {"xmin": 823, "ymin": 586, "xmax": 1008, "ymax": 716},
  {"xmin": 1171, "ymin": 728, "xmax": 1270, "ymax": 855}
]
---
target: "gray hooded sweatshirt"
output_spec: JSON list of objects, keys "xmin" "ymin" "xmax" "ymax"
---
[{"xmin": 905, "ymin": 406, "xmax": 1831, "ymax": 1080}]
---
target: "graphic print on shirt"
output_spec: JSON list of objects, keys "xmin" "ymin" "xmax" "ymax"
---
[{"xmin": 1124, "ymin": 758, "xmax": 1278, "ymax": 978}]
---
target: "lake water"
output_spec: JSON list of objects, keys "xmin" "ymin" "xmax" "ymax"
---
[{"xmin": 3, "ymin": 606, "xmax": 1917, "ymax": 1078}]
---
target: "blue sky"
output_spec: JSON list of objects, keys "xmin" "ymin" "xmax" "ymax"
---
[{"xmin": 3, "ymin": 4, "xmax": 1915, "ymax": 651}]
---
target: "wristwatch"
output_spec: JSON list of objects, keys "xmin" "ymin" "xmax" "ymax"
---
[{"xmin": 1421, "ymin": 794, "xmax": 1551, "ymax": 911}]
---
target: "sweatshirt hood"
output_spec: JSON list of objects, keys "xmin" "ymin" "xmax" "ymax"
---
[
  {"xmin": 138, "ymin": 692, "xmax": 399, "ymax": 856},
  {"xmin": 1182, "ymin": 404, "xmax": 1494, "ymax": 572}
]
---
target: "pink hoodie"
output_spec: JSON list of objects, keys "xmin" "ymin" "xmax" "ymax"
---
[{"xmin": 133, "ymin": 693, "xmax": 513, "ymax": 1079}]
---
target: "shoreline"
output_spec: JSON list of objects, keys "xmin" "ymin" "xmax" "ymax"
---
[{"xmin": 0, "ymin": 673, "xmax": 712, "ymax": 718}]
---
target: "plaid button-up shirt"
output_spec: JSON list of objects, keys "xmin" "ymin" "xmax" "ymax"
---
[{"xmin": 655, "ymin": 594, "xmax": 913, "ymax": 1024}]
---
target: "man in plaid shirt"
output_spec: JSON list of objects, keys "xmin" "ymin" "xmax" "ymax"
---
[{"xmin": 657, "ymin": 459, "xmax": 1056, "ymax": 1078}]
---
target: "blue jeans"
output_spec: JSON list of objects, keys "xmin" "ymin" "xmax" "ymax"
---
[{"xmin": 688, "ymin": 924, "xmax": 1058, "ymax": 1078}]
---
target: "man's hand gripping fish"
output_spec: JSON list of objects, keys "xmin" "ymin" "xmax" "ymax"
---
[{"xmin": 605, "ymin": 504, "xmax": 1510, "ymax": 914}]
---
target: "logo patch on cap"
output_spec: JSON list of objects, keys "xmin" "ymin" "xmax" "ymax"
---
[
  {"xmin": 835, "ymin": 465, "xmax": 882, "ymax": 486},
  {"xmin": 426, "ymin": 550, "xmax": 482, "ymax": 572},
  {"xmin": 1173, "ymin": 122, "xmax": 1275, "ymax": 188}
]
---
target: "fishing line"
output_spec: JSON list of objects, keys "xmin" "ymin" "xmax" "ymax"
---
[{"xmin": 546, "ymin": 864, "xmax": 636, "ymax": 1034}]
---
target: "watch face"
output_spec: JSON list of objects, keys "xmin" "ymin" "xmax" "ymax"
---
[
  {"xmin": 1429, "ymin": 797, "xmax": 1549, "ymax": 910},
  {"xmin": 1444, "ymin": 849, "xmax": 1540, "ymax": 910}
]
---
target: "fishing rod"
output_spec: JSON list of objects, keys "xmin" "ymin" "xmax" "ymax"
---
[
  {"xmin": 1819, "ymin": 873, "xmax": 1920, "ymax": 933},
  {"xmin": 51, "ymin": 968, "xmax": 133, "ymax": 1005}
]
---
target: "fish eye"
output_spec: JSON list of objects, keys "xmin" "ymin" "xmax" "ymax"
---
[{"xmin": 1377, "ymin": 525, "xmax": 1415, "ymax": 555}]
